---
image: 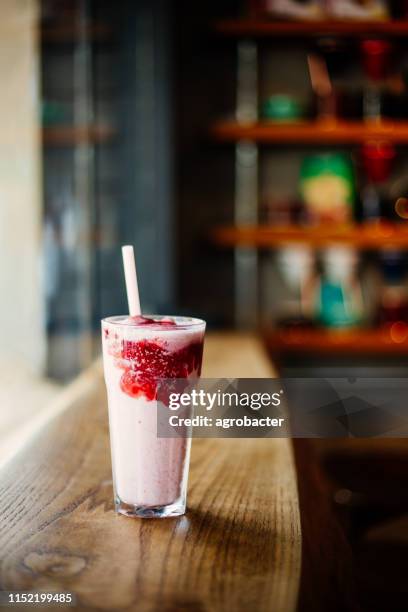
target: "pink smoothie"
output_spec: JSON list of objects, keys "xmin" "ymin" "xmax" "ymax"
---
[{"xmin": 102, "ymin": 315, "xmax": 205, "ymax": 512}]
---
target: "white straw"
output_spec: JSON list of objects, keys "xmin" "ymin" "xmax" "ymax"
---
[{"xmin": 122, "ymin": 245, "xmax": 141, "ymax": 316}]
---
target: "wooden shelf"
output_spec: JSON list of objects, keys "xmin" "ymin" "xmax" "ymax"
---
[
  {"xmin": 43, "ymin": 125, "xmax": 115, "ymax": 146},
  {"xmin": 266, "ymin": 327, "xmax": 408, "ymax": 355},
  {"xmin": 210, "ymin": 119, "xmax": 408, "ymax": 145},
  {"xmin": 214, "ymin": 18, "xmax": 408, "ymax": 38},
  {"xmin": 41, "ymin": 23, "xmax": 112, "ymax": 43},
  {"xmin": 212, "ymin": 224, "xmax": 408, "ymax": 249}
]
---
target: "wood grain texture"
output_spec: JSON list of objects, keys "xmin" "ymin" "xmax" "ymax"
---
[
  {"xmin": 0, "ymin": 334, "xmax": 301, "ymax": 612},
  {"xmin": 202, "ymin": 332, "xmax": 278, "ymax": 378}
]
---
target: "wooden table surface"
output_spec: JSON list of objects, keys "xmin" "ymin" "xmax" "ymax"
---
[{"xmin": 0, "ymin": 333, "xmax": 302, "ymax": 611}]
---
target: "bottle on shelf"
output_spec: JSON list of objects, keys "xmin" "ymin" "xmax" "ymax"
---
[
  {"xmin": 325, "ymin": 0, "xmax": 389, "ymax": 20},
  {"xmin": 259, "ymin": 0, "xmax": 389, "ymax": 20},
  {"xmin": 299, "ymin": 153, "xmax": 356, "ymax": 225},
  {"xmin": 262, "ymin": 0, "xmax": 324, "ymax": 20},
  {"xmin": 361, "ymin": 39, "xmax": 392, "ymax": 122},
  {"xmin": 307, "ymin": 52, "xmax": 337, "ymax": 122},
  {"xmin": 377, "ymin": 250, "xmax": 408, "ymax": 327},
  {"xmin": 317, "ymin": 247, "xmax": 363, "ymax": 328},
  {"xmin": 360, "ymin": 140, "xmax": 396, "ymax": 222},
  {"xmin": 310, "ymin": 39, "xmax": 363, "ymax": 122},
  {"xmin": 261, "ymin": 94, "xmax": 305, "ymax": 122},
  {"xmin": 275, "ymin": 246, "xmax": 317, "ymax": 328}
]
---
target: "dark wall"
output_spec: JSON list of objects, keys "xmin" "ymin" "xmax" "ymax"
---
[{"xmin": 174, "ymin": 1, "xmax": 240, "ymax": 327}]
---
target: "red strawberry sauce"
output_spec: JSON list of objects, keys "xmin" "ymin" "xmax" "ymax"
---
[{"xmin": 115, "ymin": 317, "xmax": 203, "ymax": 400}]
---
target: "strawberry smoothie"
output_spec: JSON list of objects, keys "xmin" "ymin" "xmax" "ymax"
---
[{"xmin": 102, "ymin": 315, "xmax": 205, "ymax": 518}]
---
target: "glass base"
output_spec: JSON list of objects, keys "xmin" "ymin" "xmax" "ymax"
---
[{"xmin": 115, "ymin": 496, "xmax": 186, "ymax": 519}]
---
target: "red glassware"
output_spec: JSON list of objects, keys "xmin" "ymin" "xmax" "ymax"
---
[
  {"xmin": 361, "ymin": 40, "xmax": 392, "ymax": 82},
  {"xmin": 362, "ymin": 141, "xmax": 395, "ymax": 184}
]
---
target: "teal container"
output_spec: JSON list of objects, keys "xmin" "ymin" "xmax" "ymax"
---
[
  {"xmin": 261, "ymin": 95, "xmax": 303, "ymax": 122},
  {"xmin": 318, "ymin": 247, "xmax": 362, "ymax": 328},
  {"xmin": 319, "ymin": 282, "xmax": 359, "ymax": 328}
]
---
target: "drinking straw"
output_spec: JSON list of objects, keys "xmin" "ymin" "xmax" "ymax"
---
[{"xmin": 122, "ymin": 245, "xmax": 141, "ymax": 316}]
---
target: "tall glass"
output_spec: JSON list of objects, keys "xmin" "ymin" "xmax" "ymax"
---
[{"xmin": 101, "ymin": 315, "xmax": 205, "ymax": 518}]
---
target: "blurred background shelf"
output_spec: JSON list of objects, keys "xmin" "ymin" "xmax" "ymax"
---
[
  {"xmin": 266, "ymin": 326, "xmax": 408, "ymax": 354},
  {"xmin": 42, "ymin": 125, "xmax": 115, "ymax": 146},
  {"xmin": 212, "ymin": 224, "xmax": 408, "ymax": 249},
  {"xmin": 210, "ymin": 120, "xmax": 408, "ymax": 145},
  {"xmin": 41, "ymin": 23, "xmax": 113, "ymax": 43},
  {"xmin": 214, "ymin": 19, "xmax": 408, "ymax": 38}
]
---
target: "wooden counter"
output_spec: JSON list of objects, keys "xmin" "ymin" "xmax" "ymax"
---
[{"xmin": 0, "ymin": 334, "xmax": 355, "ymax": 611}]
